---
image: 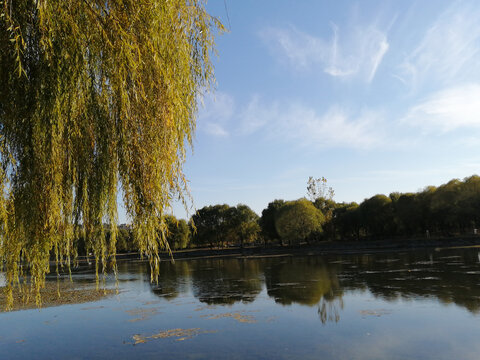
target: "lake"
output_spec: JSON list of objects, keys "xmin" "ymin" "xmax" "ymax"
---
[{"xmin": 1, "ymin": 248, "xmax": 480, "ymax": 359}]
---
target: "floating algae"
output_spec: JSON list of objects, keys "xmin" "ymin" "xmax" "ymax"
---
[
  {"xmin": 194, "ymin": 305, "xmax": 217, "ymax": 312},
  {"xmin": 125, "ymin": 307, "xmax": 160, "ymax": 322},
  {"xmin": 132, "ymin": 328, "xmax": 217, "ymax": 344},
  {"xmin": 359, "ymin": 309, "xmax": 392, "ymax": 317},
  {"xmin": 200, "ymin": 311, "xmax": 257, "ymax": 323}
]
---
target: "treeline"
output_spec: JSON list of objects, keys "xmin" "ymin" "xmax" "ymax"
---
[
  {"xmin": 331, "ymin": 175, "xmax": 480, "ymax": 241},
  {"xmin": 76, "ymin": 175, "xmax": 480, "ymax": 253}
]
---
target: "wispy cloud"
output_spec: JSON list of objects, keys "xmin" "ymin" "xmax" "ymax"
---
[
  {"xmin": 203, "ymin": 122, "xmax": 229, "ymax": 137},
  {"xmin": 278, "ymin": 104, "xmax": 384, "ymax": 148},
  {"xmin": 397, "ymin": 1, "xmax": 480, "ymax": 90},
  {"xmin": 261, "ymin": 23, "xmax": 389, "ymax": 83},
  {"xmin": 197, "ymin": 92, "xmax": 235, "ymax": 137},
  {"xmin": 199, "ymin": 90, "xmax": 385, "ymax": 149},
  {"xmin": 402, "ymin": 83, "xmax": 480, "ymax": 133},
  {"xmin": 240, "ymin": 97, "xmax": 384, "ymax": 149}
]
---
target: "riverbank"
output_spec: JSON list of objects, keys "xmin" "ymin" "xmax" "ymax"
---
[
  {"xmin": 71, "ymin": 236, "xmax": 480, "ymax": 264},
  {"xmin": 151, "ymin": 235, "xmax": 480, "ymax": 261}
]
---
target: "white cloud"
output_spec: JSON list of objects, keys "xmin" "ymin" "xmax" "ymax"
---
[
  {"xmin": 240, "ymin": 97, "xmax": 384, "ymax": 149},
  {"xmin": 398, "ymin": 2, "xmax": 480, "ymax": 90},
  {"xmin": 402, "ymin": 84, "xmax": 480, "ymax": 133},
  {"xmin": 197, "ymin": 92, "xmax": 235, "ymax": 137},
  {"xmin": 261, "ymin": 23, "xmax": 389, "ymax": 83},
  {"xmin": 260, "ymin": 26, "xmax": 325, "ymax": 70},
  {"xmin": 239, "ymin": 95, "xmax": 278, "ymax": 135},
  {"xmin": 199, "ymin": 91, "xmax": 386, "ymax": 149},
  {"xmin": 204, "ymin": 122, "xmax": 229, "ymax": 137},
  {"xmin": 279, "ymin": 104, "xmax": 383, "ymax": 148}
]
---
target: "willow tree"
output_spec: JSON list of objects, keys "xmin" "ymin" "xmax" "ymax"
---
[{"xmin": 0, "ymin": 0, "xmax": 222, "ymax": 308}]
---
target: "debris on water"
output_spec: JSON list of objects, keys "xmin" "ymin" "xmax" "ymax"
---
[
  {"xmin": 125, "ymin": 307, "xmax": 159, "ymax": 322},
  {"xmin": 359, "ymin": 309, "xmax": 392, "ymax": 317},
  {"xmin": 81, "ymin": 305, "xmax": 105, "ymax": 310},
  {"xmin": 194, "ymin": 305, "xmax": 217, "ymax": 312},
  {"xmin": 132, "ymin": 328, "xmax": 217, "ymax": 344},
  {"xmin": 142, "ymin": 300, "xmax": 161, "ymax": 305},
  {"xmin": 200, "ymin": 311, "xmax": 257, "ymax": 323}
]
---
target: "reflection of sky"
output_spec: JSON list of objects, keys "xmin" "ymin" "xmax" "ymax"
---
[{"xmin": 1, "ymin": 250, "xmax": 480, "ymax": 359}]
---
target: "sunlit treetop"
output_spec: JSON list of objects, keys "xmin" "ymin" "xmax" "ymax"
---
[{"xmin": 0, "ymin": 0, "xmax": 223, "ymax": 309}]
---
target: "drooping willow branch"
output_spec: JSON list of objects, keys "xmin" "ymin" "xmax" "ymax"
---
[{"xmin": 0, "ymin": 0, "xmax": 223, "ymax": 309}]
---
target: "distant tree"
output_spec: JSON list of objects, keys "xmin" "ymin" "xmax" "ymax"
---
[
  {"xmin": 227, "ymin": 205, "xmax": 260, "ymax": 247},
  {"xmin": 275, "ymin": 199, "xmax": 325, "ymax": 245},
  {"xmin": 458, "ymin": 175, "xmax": 480, "ymax": 232},
  {"xmin": 359, "ymin": 195, "xmax": 394, "ymax": 238},
  {"xmin": 259, "ymin": 200, "xmax": 286, "ymax": 245},
  {"xmin": 430, "ymin": 180, "xmax": 462, "ymax": 235},
  {"xmin": 164, "ymin": 216, "xmax": 190, "ymax": 250},
  {"xmin": 417, "ymin": 185, "xmax": 437, "ymax": 235},
  {"xmin": 333, "ymin": 202, "xmax": 360, "ymax": 240},
  {"xmin": 308, "ymin": 177, "xmax": 336, "ymax": 239},
  {"xmin": 393, "ymin": 193, "xmax": 421, "ymax": 237},
  {"xmin": 191, "ymin": 204, "xmax": 230, "ymax": 248},
  {"xmin": 307, "ymin": 176, "xmax": 335, "ymax": 202},
  {"xmin": 116, "ymin": 227, "xmax": 135, "ymax": 253}
]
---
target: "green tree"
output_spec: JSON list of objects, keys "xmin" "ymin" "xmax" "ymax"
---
[
  {"xmin": 191, "ymin": 204, "xmax": 230, "ymax": 248},
  {"xmin": 307, "ymin": 177, "xmax": 336, "ymax": 240},
  {"xmin": 115, "ymin": 227, "xmax": 135, "ymax": 253},
  {"xmin": 275, "ymin": 199, "xmax": 324, "ymax": 245},
  {"xmin": 259, "ymin": 199, "xmax": 285, "ymax": 244},
  {"xmin": 165, "ymin": 215, "xmax": 190, "ymax": 250},
  {"xmin": 358, "ymin": 195, "xmax": 394, "ymax": 238},
  {"xmin": 393, "ymin": 193, "xmax": 421, "ymax": 237},
  {"xmin": 334, "ymin": 202, "xmax": 360, "ymax": 240},
  {"xmin": 430, "ymin": 180, "xmax": 462, "ymax": 235},
  {"xmin": 457, "ymin": 175, "xmax": 480, "ymax": 232},
  {"xmin": 0, "ymin": 0, "xmax": 222, "ymax": 308},
  {"xmin": 227, "ymin": 204, "xmax": 260, "ymax": 248}
]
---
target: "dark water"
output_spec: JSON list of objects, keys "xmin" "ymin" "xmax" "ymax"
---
[{"xmin": 2, "ymin": 248, "xmax": 480, "ymax": 359}]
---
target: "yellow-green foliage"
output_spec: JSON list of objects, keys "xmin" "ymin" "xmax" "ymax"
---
[
  {"xmin": 0, "ymin": 0, "xmax": 222, "ymax": 309},
  {"xmin": 275, "ymin": 199, "xmax": 325, "ymax": 245}
]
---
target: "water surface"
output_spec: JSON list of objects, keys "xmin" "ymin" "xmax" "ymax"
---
[{"xmin": 1, "ymin": 248, "xmax": 480, "ymax": 359}]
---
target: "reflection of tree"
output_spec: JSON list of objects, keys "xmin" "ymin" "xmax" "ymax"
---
[
  {"xmin": 145, "ymin": 249, "xmax": 480, "ymax": 320},
  {"xmin": 150, "ymin": 261, "xmax": 190, "ymax": 300},
  {"xmin": 264, "ymin": 257, "xmax": 343, "ymax": 323},
  {"xmin": 318, "ymin": 296, "xmax": 343, "ymax": 324},
  {"xmin": 189, "ymin": 259, "xmax": 262, "ymax": 305},
  {"xmin": 339, "ymin": 250, "xmax": 480, "ymax": 314}
]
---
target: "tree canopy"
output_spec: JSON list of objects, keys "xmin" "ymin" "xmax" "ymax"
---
[
  {"xmin": 0, "ymin": 0, "xmax": 222, "ymax": 308},
  {"xmin": 275, "ymin": 199, "xmax": 325, "ymax": 245},
  {"xmin": 190, "ymin": 204, "xmax": 259, "ymax": 248}
]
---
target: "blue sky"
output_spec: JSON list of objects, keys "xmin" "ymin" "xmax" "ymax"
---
[{"xmin": 129, "ymin": 0, "xmax": 480, "ymax": 221}]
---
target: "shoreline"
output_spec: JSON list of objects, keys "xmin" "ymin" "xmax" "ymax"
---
[{"xmin": 148, "ymin": 236, "xmax": 480, "ymax": 262}]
